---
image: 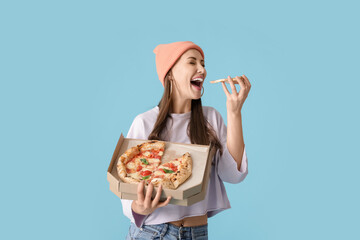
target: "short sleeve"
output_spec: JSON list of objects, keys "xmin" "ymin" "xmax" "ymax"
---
[
  {"xmin": 213, "ymin": 109, "xmax": 248, "ymax": 184},
  {"xmin": 126, "ymin": 116, "xmax": 147, "ymax": 139}
]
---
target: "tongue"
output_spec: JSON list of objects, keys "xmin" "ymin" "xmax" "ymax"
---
[{"xmin": 191, "ymin": 81, "xmax": 201, "ymax": 90}]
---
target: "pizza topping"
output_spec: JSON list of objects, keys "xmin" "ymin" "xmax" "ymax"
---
[
  {"xmin": 126, "ymin": 160, "xmax": 136, "ymax": 170},
  {"xmin": 136, "ymin": 165, "xmax": 143, "ymax": 172},
  {"xmin": 162, "ymin": 168, "xmax": 175, "ymax": 174},
  {"xmin": 126, "ymin": 168, "xmax": 136, "ymax": 174},
  {"xmin": 142, "ymin": 175, "xmax": 151, "ymax": 180},
  {"xmin": 163, "ymin": 162, "xmax": 178, "ymax": 172},
  {"xmin": 150, "ymin": 174, "xmax": 165, "ymax": 183},
  {"xmin": 140, "ymin": 158, "xmax": 149, "ymax": 165},
  {"xmin": 143, "ymin": 151, "xmax": 152, "ymax": 157},
  {"xmin": 151, "ymin": 159, "xmax": 161, "ymax": 165},
  {"xmin": 153, "ymin": 154, "xmax": 162, "ymax": 160},
  {"xmin": 148, "ymin": 149, "xmax": 163, "ymax": 159},
  {"xmin": 140, "ymin": 170, "xmax": 152, "ymax": 177}
]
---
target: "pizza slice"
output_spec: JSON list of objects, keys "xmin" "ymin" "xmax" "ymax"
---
[
  {"xmin": 136, "ymin": 140, "xmax": 165, "ymax": 180},
  {"xmin": 116, "ymin": 146, "xmax": 140, "ymax": 183},
  {"xmin": 210, "ymin": 77, "xmax": 238, "ymax": 84},
  {"xmin": 117, "ymin": 140, "xmax": 165, "ymax": 183},
  {"xmin": 148, "ymin": 152, "xmax": 192, "ymax": 190}
]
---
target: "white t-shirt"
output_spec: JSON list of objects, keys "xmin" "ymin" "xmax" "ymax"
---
[{"xmin": 121, "ymin": 105, "xmax": 248, "ymax": 226}]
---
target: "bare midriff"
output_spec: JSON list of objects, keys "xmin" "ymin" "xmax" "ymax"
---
[{"xmin": 168, "ymin": 213, "xmax": 208, "ymax": 227}]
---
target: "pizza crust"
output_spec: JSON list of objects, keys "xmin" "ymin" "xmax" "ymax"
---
[
  {"xmin": 171, "ymin": 152, "xmax": 192, "ymax": 189},
  {"xmin": 117, "ymin": 146, "xmax": 139, "ymax": 182},
  {"xmin": 138, "ymin": 140, "xmax": 165, "ymax": 152}
]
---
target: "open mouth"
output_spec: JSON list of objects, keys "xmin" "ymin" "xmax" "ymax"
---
[
  {"xmin": 190, "ymin": 78, "xmax": 203, "ymax": 90},
  {"xmin": 191, "ymin": 81, "xmax": 201, "ymax": 87}
]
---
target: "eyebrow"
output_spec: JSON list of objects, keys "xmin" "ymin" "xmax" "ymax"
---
[{"xmin": 187, "ymin": 57, "xmax": 204, "ymax": 62}]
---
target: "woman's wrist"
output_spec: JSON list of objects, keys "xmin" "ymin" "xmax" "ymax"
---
[
  {"xmin": 131, "ymin": 201, "xmax": 146, "ymax": 216},
  {"xmin": 131, "ymin": 202, "xmax": 147, "ymax": 228}
]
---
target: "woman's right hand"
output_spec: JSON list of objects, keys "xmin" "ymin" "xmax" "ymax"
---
[{"xmin": 131, "ymin": 180, "xmax": 172, "ymax": 215}]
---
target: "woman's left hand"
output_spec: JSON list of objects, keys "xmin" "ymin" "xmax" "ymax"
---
[{"xmin": 221, "ymin": 75, "xmax": 251, "ymax": 114}]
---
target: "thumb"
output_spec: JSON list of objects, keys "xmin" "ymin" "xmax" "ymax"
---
[{"xmin": 157, "ymin": 196, "xmax": 172, "ymax": 208}]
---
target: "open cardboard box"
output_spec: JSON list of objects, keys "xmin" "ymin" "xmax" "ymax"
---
[{"xmin": 107, "ymin": 133, "xmax": 216, "ymax": 206}]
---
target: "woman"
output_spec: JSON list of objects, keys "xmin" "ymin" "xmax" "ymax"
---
[{"xmin": 123, "ymin": 41, "xmax": 251, "ymax": 240}]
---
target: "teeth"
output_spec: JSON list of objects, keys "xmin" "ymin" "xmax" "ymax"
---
[{"xmin": 191, "ymin": 78, "xmax": 203, "ymax": 82}]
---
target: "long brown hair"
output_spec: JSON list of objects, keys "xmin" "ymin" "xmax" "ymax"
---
[{"xmin": 148, "ymin": 70, "xmax": 223, "ymax": 155}]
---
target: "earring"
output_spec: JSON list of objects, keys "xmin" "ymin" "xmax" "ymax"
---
[
  {"xmin": 170, "ymin": 81, "xmax": 173, "ymax": 96},
  {"xmin": 201, "ymin": 86, "xmax": 204, "ymax": 97}
]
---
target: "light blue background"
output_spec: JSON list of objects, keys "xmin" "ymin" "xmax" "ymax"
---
[{"xmin": 1, "ymin": 0, "xmax": 359, "ymax": 239}]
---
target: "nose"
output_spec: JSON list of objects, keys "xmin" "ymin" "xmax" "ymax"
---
[{"xmin": 197, "ymin": 65, "xmax": 205, "ymax": 74}]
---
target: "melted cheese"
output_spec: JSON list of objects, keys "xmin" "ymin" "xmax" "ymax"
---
[
  {"xmin": 126, "ymin": 161, "xmax": 136, "ymax": 170},
  {"xmin": 148, "ymin": 158, "xmax": 161, "ymax": 165},
  {"xmin": 128, "ymin": 172, "xmax": 140, "ymax": 180},
  {"xmin": 143, "ymin": 151, "xmax": 151, "ymax": 157},
  {"xmin": 153, "ymin": 170, "xmax": 164, "ymax": 176}
]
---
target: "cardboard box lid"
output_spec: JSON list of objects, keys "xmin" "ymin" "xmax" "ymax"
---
[{"xmin": 107, "ymin": 133, "xmax": 215, "ymax": 200}]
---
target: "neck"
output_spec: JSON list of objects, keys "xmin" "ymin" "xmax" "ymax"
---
[{"xmin": 171, "ymin": 98, "xmax": 192, "ymax": 114}]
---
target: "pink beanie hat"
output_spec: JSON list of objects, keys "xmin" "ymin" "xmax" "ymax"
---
[{"xmin": 153, "ymin": 41, "xmax": 205, "ymax": 87}]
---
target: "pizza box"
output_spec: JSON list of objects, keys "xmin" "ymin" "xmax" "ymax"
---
[
  {"xmin": 109, "ymin": 151, "xmax": 212, "ymax": 206},
  {"xmin": 107, "ymin": 133, "xmax": 216, "ymax": 206}
]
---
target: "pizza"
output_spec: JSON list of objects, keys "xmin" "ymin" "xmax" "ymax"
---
[
  {"xmin": 149, "ymin": 152, "xmax": 192, "ymax": 189},
  {"xmin": 116, "ymin": 140, "xmax": 192, "ymax": 189},
  {"xmin": 210, "ymin": 77, "xmax": 238, "ymax": 84},
  {"xmin": 117, "ymin": 140, "xmax": 165, "ymax": 183}
]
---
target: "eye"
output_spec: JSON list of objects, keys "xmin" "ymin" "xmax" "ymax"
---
[{"xmin": 190, "ymin": 62, "xmax": 205, "ymax": 67}]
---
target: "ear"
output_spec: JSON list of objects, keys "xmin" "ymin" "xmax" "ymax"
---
[{"xmin": 168, "ymin": 69, "xmax": 173, "ymax": 79}]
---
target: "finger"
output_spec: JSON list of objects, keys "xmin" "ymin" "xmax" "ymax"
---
[
  {"xmin": 157, "ymin": 196, "xmax": 172, "ymax": 208},
  {"xmin": 236, "ymin": 76, "xmax": 249, "ymax": 99},
  {"xmin": 242, "ymin": 75, "xmax": 251, "ymax": 89},
  {"xmin": 137, "ymin": 180, "xmax": 145, "ymax": 203},
  {"xmin": 227, "ymin": 76, "xmax": 237, "ymax": 94},
  {"xmin": 235, "ymin": 76, "xmax": 246, "ymax": 91},
  {"xmin": 144, "ymin": 182, "xmax": 154, "ymax": 206},
  {"xmin": 221, "ymin": 81, "xmax": 230, "ymax": 97},
  {"xmin": 151, "ymin": 184, "xmax": 162, "ymax": 208}
]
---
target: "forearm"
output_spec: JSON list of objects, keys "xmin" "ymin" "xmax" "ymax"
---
[{"xmin": 227, "ymin": 112, "xmax": 245, "ymax": 171}]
